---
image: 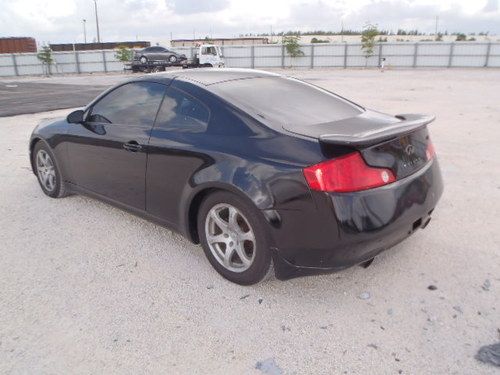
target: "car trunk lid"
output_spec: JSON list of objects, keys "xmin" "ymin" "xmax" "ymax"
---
[{"xmin": 284, "ymin": 110, "xmax": 435, "ymax": 179}]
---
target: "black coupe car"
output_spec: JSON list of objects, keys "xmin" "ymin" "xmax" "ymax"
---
[{"xmin": 29, "ymin": 69, "xmax": 443, "ymax": 285}]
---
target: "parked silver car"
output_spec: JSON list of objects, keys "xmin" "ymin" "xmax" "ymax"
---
[{"xmin": 133, "ymin": 46, "xmax": 186, "ymax": 64}]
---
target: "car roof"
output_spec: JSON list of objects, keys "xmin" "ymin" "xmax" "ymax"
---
[{"xmin": 134, "ymin": 68, "xmax": 280, "ymax": 87}]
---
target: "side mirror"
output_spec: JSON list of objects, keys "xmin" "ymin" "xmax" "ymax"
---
[{"xmin": 67, "ymin": 109, "xmax": 84, "ymax": 124}]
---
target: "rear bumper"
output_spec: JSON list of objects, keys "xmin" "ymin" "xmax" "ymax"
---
[{"xmin": 271, "ymin": 159, "xmax": 443, "ymax": 280}]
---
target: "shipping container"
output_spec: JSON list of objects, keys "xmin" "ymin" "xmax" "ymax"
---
[
  {"xmin": 0, "ymin": 37, "xmax": 37, "ymax": 53},
  {"xmin": 49, "ymin": 41, "xmax": 151, "ymax": 52}
]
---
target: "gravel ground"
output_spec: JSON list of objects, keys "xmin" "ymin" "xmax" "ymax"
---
[{"xmin": 0, "ymin": 69, "xmax": 499, "ymax": 374}]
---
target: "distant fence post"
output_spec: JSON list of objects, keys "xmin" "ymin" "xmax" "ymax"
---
[
  {"xmin": 102, "ymin": 50, "xmax": 108, "ymax": 73},
  {"xmin": 343, "ymin": 43, "xmax": 348, "ymax": 68},
  {"xmin": 281, "ymin": 44, "xmax": 285, "ymax": 68},
  {"xmin": 448, "ymin": 42, "xmax": 454, "ymax": 68},
  {"xmin": 310, "ymin": 44, "xmax": 315, "ymax": 69},
  {"xmin": 251, "ymin": 45, "xmax": 255, "ymax": 69},
  {"xmin": 413, "ymin": 43, "xmax": 419, "ymax": 68},
  {"xmin": 378, "ymin": 43, "xmax": 383, "ymax": 67},
  {"xmin": 484, "ymin": 42, "xmax": 491, "ymax": 67},
  {"xmin": 11, "ymin": 54, "xmax": 19, "ymax": 76},
  {"xmin": 74, "ymin": 51, "xmax": 81, "ymax": 74}
]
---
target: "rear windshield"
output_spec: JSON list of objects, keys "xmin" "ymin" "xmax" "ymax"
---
[{"xmin": 211, "ymin": 77, "xmax": 363, "ymax": 128}]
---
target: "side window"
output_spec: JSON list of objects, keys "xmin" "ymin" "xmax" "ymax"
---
[
  {"xmin": 202, "ymin": 46, "xmax": 217, "ymax": 55},
  {"xmin": 155, "ymin": 88, "xmax": 210, "ymax": 133},
  {"xmin": 88, "ymin": 82, "xmax": 165, "ymax": 126}
]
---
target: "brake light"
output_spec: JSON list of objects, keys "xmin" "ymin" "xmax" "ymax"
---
[
  {"xmin": 426, "ymin": 140, "xmax": 436, "ymax": 160},
  {"xmin": 303, "ymin": 152, "xmax": 396, "ymax": 193}
]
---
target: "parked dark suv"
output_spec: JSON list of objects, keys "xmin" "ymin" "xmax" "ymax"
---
[{"xmin": 133, "ymin": 46, "xmax": 186, "ymax": 65}]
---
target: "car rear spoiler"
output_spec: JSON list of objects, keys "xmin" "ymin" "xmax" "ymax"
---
[{"xmin": 318, "ymin": 114, "xmax": 435, "ymax": 147}]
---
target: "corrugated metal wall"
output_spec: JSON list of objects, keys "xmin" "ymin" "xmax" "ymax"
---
[
  {"xmin": 0, "ymin": 42, "xmax": 499, "ymax": 77},
  {"xmin": 0, "ymin": 37, "xmax": 37, "ymax": 54}
]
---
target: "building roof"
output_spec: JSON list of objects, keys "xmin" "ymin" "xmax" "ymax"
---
[{"xmin": 172, "ymin": 37, "xmax": 268, "ymax": 42}]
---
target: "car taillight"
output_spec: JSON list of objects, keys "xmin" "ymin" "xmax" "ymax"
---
[
  {"xmin": 426, "ymin": 140, "xmax": 436, "ymax": 160},
  {"xmin": 303, "ymin": 152, "xmax": 396, "ymax": 193}
]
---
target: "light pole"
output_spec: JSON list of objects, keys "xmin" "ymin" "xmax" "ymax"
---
[
  {"xmin": 93, "ymin": 0, "xmax": 101, "ymax": 43},
  {"xmin": 83, "ymin": 19, "xmax": 87, "ymax": 43},
  {"xmin": 341, "ymin": 19, "xmax": 344, "ymax": 43}
]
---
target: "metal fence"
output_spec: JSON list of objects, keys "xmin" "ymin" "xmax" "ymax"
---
[{"xmin": 1, "ymin": 42, "xmax": 499, "ymax": 77}]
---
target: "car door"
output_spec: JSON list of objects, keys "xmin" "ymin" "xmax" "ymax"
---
[
  {"xmin": 146, "ymin": 86, "xmax": 211, "ymax": 225},
  {"xmin": 158, "ymin": 47, "xmax": 169, "ymax": 61},
  {"xmin": 67, "ymin": 81, "xmax": 166, "ymax": 210},
  {"xmin": 150, "ymin": 47, "xmax": 165, "ymax": 61}
]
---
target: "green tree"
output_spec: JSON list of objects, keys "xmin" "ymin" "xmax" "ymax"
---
[
  {"xmin": 115, "ymin": 45, "xmax": 134, "ymax": 62},
  {"xmin": 37, "ymin": 45, "xmax": 53, "ymax": 76},
  {"xmin": 283, "ymin": 35, "xmax": 304, "ymax": 67},
  {"xmin": 361, "ymin": 23, "xmax": 378, "ymax": 67},
  {"xmin": 455, "ymin": 33, "xmax": 467, "ymax": 41}
]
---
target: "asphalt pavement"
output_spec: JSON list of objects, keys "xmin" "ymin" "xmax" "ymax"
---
[{"xmin": 0, "ymin": 81, "xmax": 108, "ymax": 116}]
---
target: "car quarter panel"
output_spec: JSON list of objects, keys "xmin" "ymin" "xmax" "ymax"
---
[
  {"xmin": 145, "ymin": 79, "xmax": 325, "ymax": 239},
  {"xmin": 273, "ymin": 158, "xmax": 443, "ymax": 279}
]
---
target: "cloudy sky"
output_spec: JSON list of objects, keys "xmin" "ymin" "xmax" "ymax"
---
[{"xmin": 0, "ymin": 0, "xmax": 499, "ymax": 45}]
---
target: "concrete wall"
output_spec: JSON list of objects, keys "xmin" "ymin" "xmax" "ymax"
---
[{"xmin": 0, "ymin": 42, "xmax": 499, "ymax": 77}]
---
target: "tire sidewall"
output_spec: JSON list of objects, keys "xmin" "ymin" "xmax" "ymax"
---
[
  {"xmin": 33, "ymin": 141, "xmax": 63, "ymax": 198},
  {"xmin": 197, "ymin": 191, "xmax": 272, "ymax": 285}
]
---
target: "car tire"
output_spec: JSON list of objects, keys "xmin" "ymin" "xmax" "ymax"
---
[
  {"xmin": 139, "ymin": 56, "xmax": 147, "ymax": 64},
  {"xmin": 168, "ymin": 55, "xmax": 178, "ymax": 63},
  {"xmin": 197, "ymin": 191, "xmax": 273, "ymax": 285},
  {"xmin": 33, "ymin": 141, "xmax": 69, "ymax": 198}
]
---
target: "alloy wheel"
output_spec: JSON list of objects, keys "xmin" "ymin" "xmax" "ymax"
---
[
  {"xmin": 36, "ymin": 149, "xmax": 56, "ymax": 192},
  {"xmin": 205, "ymin": 203, "xmax": 256, "ymax": 273}
]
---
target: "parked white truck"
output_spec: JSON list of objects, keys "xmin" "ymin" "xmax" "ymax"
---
[{"xmin": 182, "ymin": 44, "xmax": 225, "ymax": 68}]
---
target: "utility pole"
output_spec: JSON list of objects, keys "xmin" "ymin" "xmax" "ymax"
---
[
  {"xmin": 270, "ymin": 25, "xmax": 273, "ymax": 43},
  {"xmin": 435, "ymin": 15, "xmax": 439, "ymax": 37},
  {"xmin": 93, "ymin": 0, "xmax": 101, "ymax": 43},
  {"xmin": 341, "ymin": 19, "xmax": 344, "ymax": 43},
  {"xmin": 83, "ymin": 19, "xmax": 87, "ymax": 43}
]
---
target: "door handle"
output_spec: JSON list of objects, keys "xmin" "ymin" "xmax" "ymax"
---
[{"xmin": 123, "ymin": 141, "xmax": 142, "ymax": 152}]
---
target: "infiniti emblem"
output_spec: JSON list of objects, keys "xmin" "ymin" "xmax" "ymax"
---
[{"xmin": 404, "ymin": 144, "xmax": 415, "ymax": 155}]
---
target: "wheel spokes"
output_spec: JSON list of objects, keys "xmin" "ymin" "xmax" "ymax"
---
[
  {"xmin": 234, "ymin": 246, "xmax": 252, "ymax": 267},
  {"xmin": 205, "ymin": 203, "xmax": 256, "ymax": 273},
  {"xmin": 36, "ymin": 150, "xmax": 56, "ymax": 192},
  {"xmin": 207, "ymin": 233, "xmax": 227, "ymax": 245},
  {"xmin": 223, "ymin": 246, "xmax": 236, "ymax": 266},
  {"xmin": 210, "ymin": 210, "xmax": 229, "ymax": 232}
]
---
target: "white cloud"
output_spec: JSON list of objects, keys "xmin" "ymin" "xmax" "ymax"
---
[{"xmin": 0, "ymin": 0, "xmax": 498, "ymax": 46}]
